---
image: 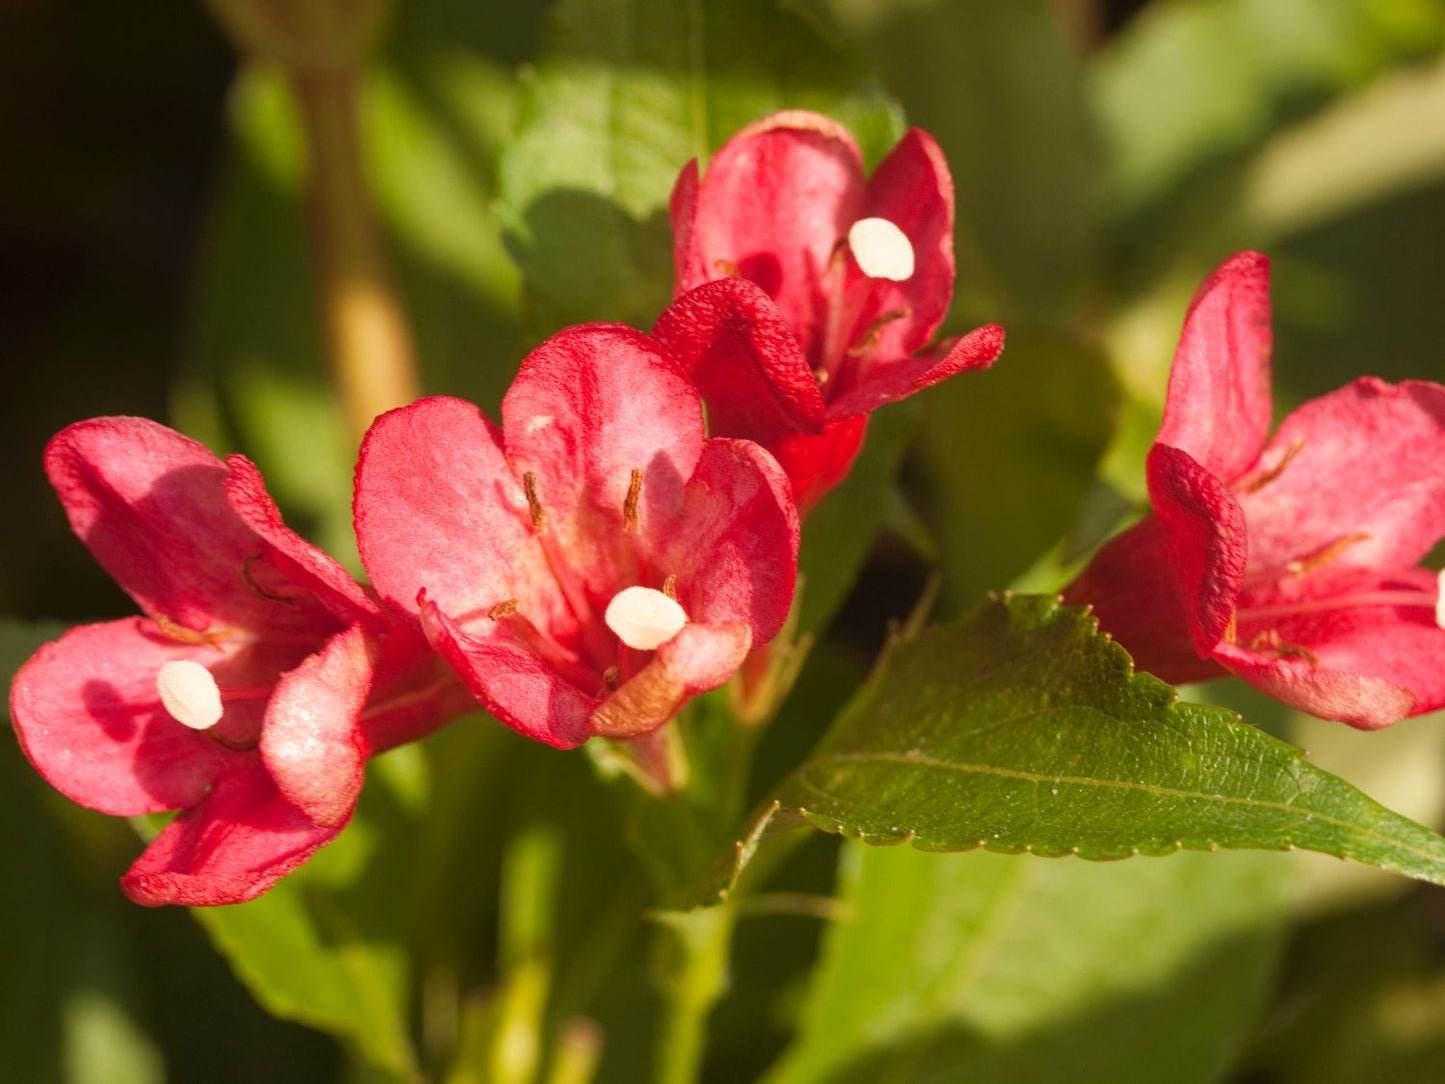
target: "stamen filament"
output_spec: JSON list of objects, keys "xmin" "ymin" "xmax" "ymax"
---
[
  {"xmin": 1237, "ymin": 436, "xmax": 1305, "ymax": 494},
  {"xmin": 1285, "ymin": 532, "xmax": 1372, "ymax": 577},
  {"xmin": 153, "ymin": 614, "xmax": 233, "ymax": 649},
  {"xmin": 1238, "ymin": 589, "xmax": 1440, "ymax": 624},
  {"xmin": 523, "ymin": 471, "xmax": 547, "ymax": 532},
  {"xmin": 624, "ymin": 468, "xmax": 643, "ymax": 530}
]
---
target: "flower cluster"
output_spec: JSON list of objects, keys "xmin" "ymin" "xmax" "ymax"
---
[
  {"xmin": 11, "ymin": 111, "xmax": 995, "ymax": 904},
  {"xmin": 14, "ymin": 114, "xmax": 1444, "ymax": 908}
]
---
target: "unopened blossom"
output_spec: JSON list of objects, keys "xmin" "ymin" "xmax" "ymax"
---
[
  {"xmin": 353, "ymin": 324, "xmax": 799, "ymax": 753},
  {"xmin": 656, "ymin": 110, "xmax": 1004, "ymax": 510},
  {"xmin": 10, "ymin": 419, "xmax": 465, "ymax": 905},
  {"xmin": 1064, "ymin": 252, "xmax": 1445, "ymax": 728}
]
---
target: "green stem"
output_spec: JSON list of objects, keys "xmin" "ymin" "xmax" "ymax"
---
[
  {"xmin": 653, "ymin": 904, "xmax": 735, "ymax": 1084},
  {"xmin": 290, "ymin": 67, "xmax": 420, "ymax": 438}
]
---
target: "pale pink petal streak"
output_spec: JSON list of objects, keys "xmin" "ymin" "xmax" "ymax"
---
[{"xmin": 260, "ymin": 624, "xmax": 377, "ymax": 827}]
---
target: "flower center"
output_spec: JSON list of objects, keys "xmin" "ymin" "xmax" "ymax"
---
[
  {"xmin": 156, "ymin": 659, "xmax": 224, "ymax": 730},
  {"xmin": 847, "ymin": 217, "xmax": 915, "ymax": 281},
  {"xmin": 605, "ymin": 586, "xmax": 688, "ymax": 651}
]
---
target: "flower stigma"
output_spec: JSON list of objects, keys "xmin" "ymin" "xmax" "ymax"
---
[
  {"xmin": 847, "ymin": 217, "xmax": 915, "ymax": 281},
  {"xmin": 156, "ymin": 659, "xmax": 224, "ymax": 730},
  {"xmin": 604, "ymin": 586, "xmax": 688, "ymax": 651}
]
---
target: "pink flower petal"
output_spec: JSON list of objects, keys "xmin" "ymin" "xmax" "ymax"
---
[
  {"xmin": 771, "ymin": 416, "xmax": 871, "ymax": 515},
  {"xmin": 678, "ymin": 111, "xmax": 867, "ymax": 364},
  {"xmin": 260, "ymin": 624, "xmax": 377, "ymax": 828},
  {"xmin": 1238, "ymin": 378, "xmax": 1445, "ymax": 580},
  {"xmin": 10, "ymin": 617, "xmax": 242, "ymax": 815},
  {"xmin": 44, "ymin": 418, "xmax": 322, "ymax": 635},
  {"xmin": 1147, "ymin": 443, "xmax": 1249, "ymax": 656},
  {"xmin": 1214, "ymin": 641, "xmax": 1415, "ymax": 731},
  {"xmin": 358, "ymin": 628, "xmax": 472, "ymax": 756},
  {"xmin": 418, "ymin": 594, "xmax": 596, "ymax": 750},
  {"xmin": 1061, "ymin": 515, "xmax": 1224, "ymax": 685},
  {"xmin": 1156, "ymin": 252, "xmax": 1273, "ymax": 482},
  {"xmin": 824, "ymin": 323, "xmax": 1005, "ymax": 420},
  {"xmin": 850, "ymin": 127, "xmax": 956, "ymax": 363},
  {"xmin": 121, "ymin": 759, "xmax": 343, "ymax": 906},
  {"xmin": 653, "ymin": 278, "xmax": 872, "ymax": 508},
  {"xmin": 669, "ymin": 158, "xmax": 700, "ymax": 293},
  {"xmin": 354, "ymin": 396, "xmax": 566, "ymax": 636},
  {"xmin": 1231, "ymin": 566, "xmax": 1445, "ymax": 727},
  {"xmin": 653, "ymin": 277, "xmax": 826, "ymax": 437},
  {"xmin": 657, "ymin": 438, "xmax": 799, "ymax": 644},
  {"xmin": 501, "ymin": 324, "xmax": 706, "ymax": 610},
  {"xmin": 225, "ymin": 454, "xmax": 382, "ymax": 630}
]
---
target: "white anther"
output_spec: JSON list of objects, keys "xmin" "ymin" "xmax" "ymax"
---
[
  {"xmin": 156, "ymin": 659, "xmax": 223, "ymax": 730},
  {"xmin": 605, "ymin": 586, "xmax": 688, "ymax": 651},
  {"xmin": 848, "ymin": 217, "xmax": 914, "ymax": 281},
  {"xmin": 1436, "ymin": 569, "xmax": 1445, "ymax": 631}
]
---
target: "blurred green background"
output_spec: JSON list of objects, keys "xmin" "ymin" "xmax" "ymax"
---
[{"xmin": 4, "ymin": 1, "xmax": 1445, "ymax": 1081}]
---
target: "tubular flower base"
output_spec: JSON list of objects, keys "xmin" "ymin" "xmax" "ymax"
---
[
  {"xmin": 10, "ymin": 419, "xmax": 466, "ymax": 905},
  {"xmin": 353, "ymin": 324, "xmax": 800, "ymax": 755},
  {"xmin": 1064, "ymin": 252, "xmax": 1445, "ymax": 728},
  {"xmin": 657, "ymin": 110, "xmax": 1004, "ymax": 511}
]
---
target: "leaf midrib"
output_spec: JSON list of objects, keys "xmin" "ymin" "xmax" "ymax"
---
[{"xmin": 797, "ymin": 749, "xmax": 1445, "ymax": 867}]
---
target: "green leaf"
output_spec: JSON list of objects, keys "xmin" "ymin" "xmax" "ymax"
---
[
  {"xmin": 765, "ymin": 844, "xmax": 1288, "ymax": 1084},
  {"xmin": 776, "ymin": 594, "xmax": 1445, "ymax": 884},
  {"xmin": 497, "ymin": 0, "xmax": 902, "ymax": 335}
]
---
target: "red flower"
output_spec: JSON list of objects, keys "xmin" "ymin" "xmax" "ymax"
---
[
  {"xmin": 10, "ymin": 419, "xmax": 464, "ymax": 905},
  {"xmin": 353, "ymin": 324, "xmax": 799, "ymax": 751},
  {"xmin": 1064, "ymin": 252, "xmax": 1445, "ymax": 728},
  {"xmin": 655, "ymin": 110, "xmax": 1004, "ymax": 510}
]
